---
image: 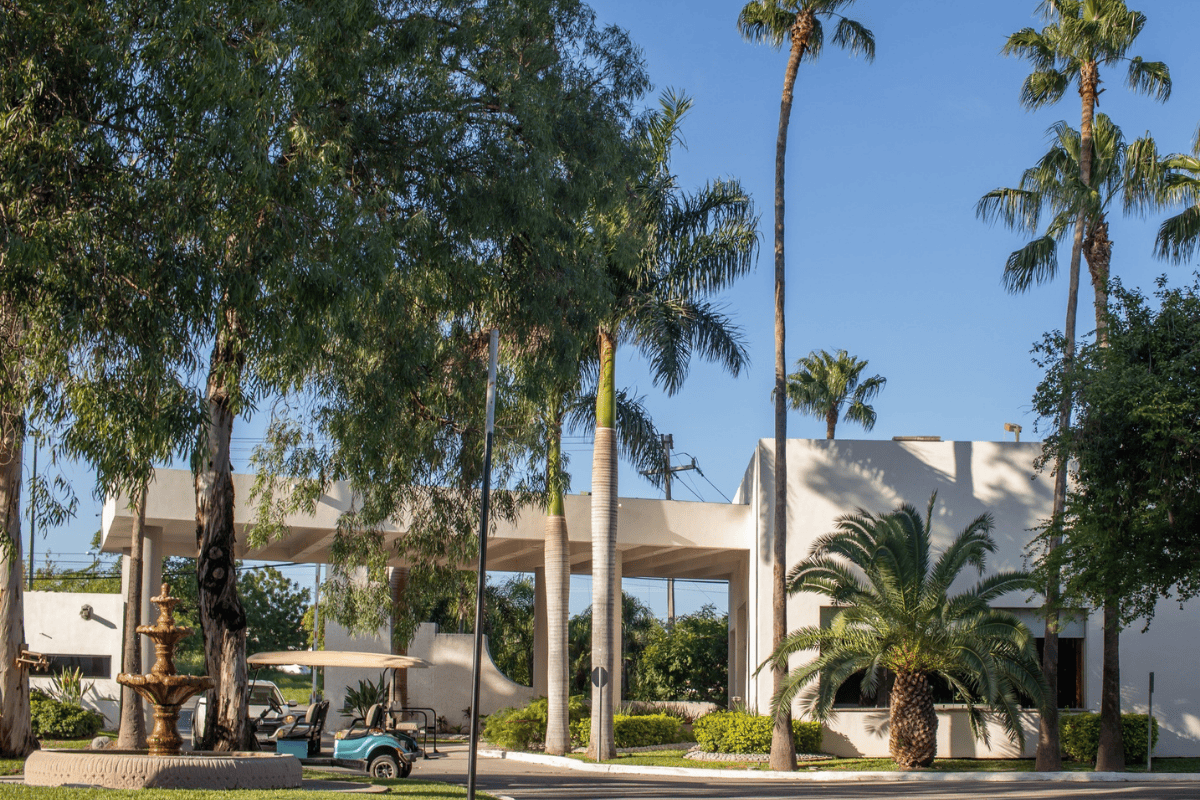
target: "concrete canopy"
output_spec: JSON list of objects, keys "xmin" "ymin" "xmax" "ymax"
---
[{"xmin": 100, "ymin": 468, "xmax": 752, "ymax": 582}]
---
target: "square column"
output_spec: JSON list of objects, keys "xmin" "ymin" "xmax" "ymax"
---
[{"xmin": 614, "ymin": 553, "xmax": 623, "ymax": 704}]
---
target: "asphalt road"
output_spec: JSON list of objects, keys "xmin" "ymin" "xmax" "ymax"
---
[{"xmin": 414, "ymin": 747, "xmax": 1200, "ymax": 800}]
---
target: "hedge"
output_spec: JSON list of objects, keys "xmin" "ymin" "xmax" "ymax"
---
[
  {"xmin": 571, "ymin": 713, "xmax": 686, "ymax": 749},
  {"xmin": 1060, "ymin": 712, "xmax": 1159, "ymax": 764},
  {"xmin": 30, "ymin": 691, "xmax": 104, "ymax": 739},
  {"xmin": 482, "ymin": 696, "xmax": 589, "ymax": 751},
  {"xmin": 693, "ymin": 711, "xmax": 821, "ymax": 754}
]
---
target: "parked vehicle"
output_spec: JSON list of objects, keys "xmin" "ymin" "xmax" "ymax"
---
[
  {"xmin": 247, "ymin": 650, "xmax": 430, "ymax": 778},
  {"xmin": 192, "ymin": 679, "xmax": 297, "ymax": 748}
]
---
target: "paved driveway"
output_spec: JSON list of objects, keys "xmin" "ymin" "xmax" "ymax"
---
[{"xmin": 412, "ymin": 746, "xmax": 1200, "ymax": 800}]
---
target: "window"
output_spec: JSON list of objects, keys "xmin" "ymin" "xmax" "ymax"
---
[{"xmin": 41, "ymin": 655, "xmax": 112, "ymax": 679}]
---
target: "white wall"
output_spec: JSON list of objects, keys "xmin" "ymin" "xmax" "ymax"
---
[{"xmin": 26, "ymin": 591, "xmax": 123, "ymax": 728}]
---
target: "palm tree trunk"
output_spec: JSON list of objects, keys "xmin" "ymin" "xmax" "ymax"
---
[
  {"xmin": 1085, "ymin": 219, "xmax": 1112, "ymax": 346},
  {"xmin": 589, "ymin": 327, "xmax": 618, "ymax": 761},
  {"xmin": 890, "ymin": 671, "xmax": 937, "ymax": 769},
  {"xmin": 1095, "ymin": 590, "xmax": 1124, "ymax": 771},
  {"xmin": 0, "ymin": 411, "xmax": 37, "ymax": 758},
  {"xmin": 544, "ymin": 410, "xmax": 571, "ymax": 756},
  {"xmin": 1037, "ymin": 64, "xmax": 1099, "ymax": 772},
  {"xmin": 194, "ymin": 314, "xmax": 252, "ymax": 751},
  {"xmin": 117, "ymin": 479, "xmax": 149, "ymax": 749},
  {"xmin": 825, "ymin": 408, "xmax": 837, "ymax": 440},
  {"xmin": 769, "ymin": 13, "xmax": 812, "ymax": 774},
  {"xmin": 388, "ymin": 566, "xmax": 409, "ymax": 709}
]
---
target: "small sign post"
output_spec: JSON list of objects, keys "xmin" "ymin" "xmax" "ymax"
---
[
  {"xmin": 1148, "ymin": 672, "xmax": 1155, "ymax": 772},
  {"xmin": 591, "ymin": 666, "xmax": 608, "ymax": 761}
]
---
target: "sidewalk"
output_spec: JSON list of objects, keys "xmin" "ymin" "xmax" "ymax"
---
[{"xmin": 479, "ymin": 748, "xmax": 1200, "ymax": 783}]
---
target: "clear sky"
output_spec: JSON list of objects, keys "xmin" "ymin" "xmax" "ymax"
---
[{"xmin": 25, "ymin": 1, "xmax": 1200, "ymax": 620}]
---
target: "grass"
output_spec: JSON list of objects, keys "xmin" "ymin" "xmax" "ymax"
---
[{"xmin": 570, "ymin": 750, "xmax": 1200, "ymax": 773}]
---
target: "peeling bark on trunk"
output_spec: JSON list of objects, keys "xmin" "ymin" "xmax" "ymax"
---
[
  {"xmin": 1095, "ymin": 594, "xmax": 1125, "ymax": 771},
  {"xmin": 117, "ymin": 480, "xmax": 148, "ymax": 750},
  {"xmin": 1085, "ymin": 218, "xmax": 1112, "ymax": 346},
  {"xmin": 0, "ymin": 415, "xmax": 37, "ymax": 758},
  {"xmin": 890, "ymin": 671, "xmax": 938, "ymax": 769},
  {"xmin": 589, "ymin": 328, "xmax": 618, "ymax": 762},
  {"xmin": 194, "ymin": 319, "xmax": 251, "ymax": 752},
  {"xmin": 825, "ymin": 408, "xmax": 837, "ymax": 440},
  {"xmin": 768, "ymin": 12, "xmax": 812, "ymax": 775}
]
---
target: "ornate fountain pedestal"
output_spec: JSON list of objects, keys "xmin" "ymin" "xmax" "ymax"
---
[{"xmin": 24, "ymin": 584, "xmax": 301, "ymax": 789}]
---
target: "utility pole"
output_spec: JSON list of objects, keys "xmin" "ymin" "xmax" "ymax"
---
[
  {"xmin": 642, "ymin": 434, "xmax": 701, "ymax": 627},
  {"xmin": 27, "ymin": 434, "xmax": 37, "ymax": 591},
  {"xmin": 311, "ymin": 562, "xmax": 321, "ymax": 703}
]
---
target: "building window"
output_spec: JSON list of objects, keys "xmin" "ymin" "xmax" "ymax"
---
[
  {"xmin": 40, "ymin": 655, "xmax": 112, "ymax": 679},
  {"xmin": 1034, "ymin": 637, "xmax": 1085, "ymax": 709}
]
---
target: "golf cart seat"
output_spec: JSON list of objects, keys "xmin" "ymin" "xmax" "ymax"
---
[
  {"xmin": 340, "ymin": 703, "xmax": 386, "ymax": 741},
  {"xmin": 275, "ymin": 699, "xmax": 329, "ymax": 757}
]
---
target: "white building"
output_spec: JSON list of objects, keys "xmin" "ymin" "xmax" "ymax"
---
[{"xmin": 80, "ymin": 438, "xmax": 1200, "ymax": 757}]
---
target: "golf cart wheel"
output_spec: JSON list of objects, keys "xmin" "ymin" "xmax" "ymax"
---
[{"xmin": 368, "ymin": 752, "xmax": 401, "ymax": 779}]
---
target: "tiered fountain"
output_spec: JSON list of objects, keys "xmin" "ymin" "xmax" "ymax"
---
[{"xmin": 24, "ymin": 584, "xmax": 301, "ymax": 789}]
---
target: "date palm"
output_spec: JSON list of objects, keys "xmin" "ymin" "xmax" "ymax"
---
[
  {"xmin": 737, "ymin": 0, "xmax": 873, "ymax": 771},
  {"xmin": 588, "ymin": 91, "xmax": 757, "ymax": 760},
  {"xmin": 765, "ymin": 494, "xmax": 1046, "ymax": 769},
  {"xmin": 785, "ymin": 349, "xmax": 885, "ymax": 439},
  {"xmin": 1002, "ymin": 0, "xmax": 1169, "ymax": 770}
]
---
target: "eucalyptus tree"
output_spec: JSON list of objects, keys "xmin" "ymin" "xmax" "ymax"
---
[
  {"xmin": 0, "ymin": 0, "xmax": 209, "ymax": 757},
  {"xmin": 785, "ymin": 349, "xmax": 885, "ymax": 439},
  {"xmin": 1002, "ymin": 1, "xmax": 1169, "ymax": 769},
  {"xmin": 766, "ymin": 495, "xmax": 1046, "ymax": 769},
  {"xmin": 587, "ymin": 91, "xmax": 758, "ymax": 760},
  {"xmin": 237, "ymin": 0, "xmax": 652, "ymax": 754},
  {"xmin": 737, "ymin": 0, "xmax": 873, "ymax": 771}
]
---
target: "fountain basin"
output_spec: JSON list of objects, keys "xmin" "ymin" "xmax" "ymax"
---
[{"xmin": 23, "ymin": 749, "xmax": 302, "ymax": 790}]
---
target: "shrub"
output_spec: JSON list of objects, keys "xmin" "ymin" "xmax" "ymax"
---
[
  {"xmin": 483, "ymin": 696, "xmax": 589, "ymax": 750},
  {"xmin": 1060, "ymin": 713, "xmax": 1159, "ymax": 764},
  {"xmin": 693, "ymin": 711, "xmax": 821, "ymax": 754},
  {"xmin": 571, "ymin": 713, "xmax": 686, "ymax": 749},
  {"xmin": 30, "ymin": 691, "xmax": 104, "ymax": 739},
  {"xmin": 341, "ymin": 673, "xmax": 389, "ymax": 721}
]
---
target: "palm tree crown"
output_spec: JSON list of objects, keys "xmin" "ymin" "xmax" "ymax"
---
[
  {"xmin": 765, "ymin": 494, "xmax": 1046, "ymax": 769},
  {"xmin": 1126, "ymin": 126, "xmax": 1200, "ymax": 265},
  {"xmin": 785, "ymin": 349, "xmax": 885, "ymax": 439}
]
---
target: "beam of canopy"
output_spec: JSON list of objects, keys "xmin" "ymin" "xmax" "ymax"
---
[{"xmin": 248, "ymin": 651, "xmax": 428, "ymax": 670}]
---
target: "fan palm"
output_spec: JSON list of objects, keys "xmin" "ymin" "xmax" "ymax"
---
[
  {"xmin": 1126, "ymin": 126, "xmax": 1200, "ymax": 266},
  {"xmin": 765, "ymin": 494, "xmax": 1046, "ymax": 769},
  {"xmin": 737, "ymin": 0, "xmax": 874, "ymax": 771},
  {"xmin": 587, "ymin": 90, "xmax": 757, "ymax": 760},
  {"xmin": 785, "ymin": 349, "xmax": 885, "ymax": 439},
  {"xmin": 1002, "ymin": 0, "xmax": 1169, "ymax": 770}
]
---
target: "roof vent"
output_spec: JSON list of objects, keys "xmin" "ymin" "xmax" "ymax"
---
[{"xmin": 892, "ymin": 436, "xmax": 942, "ymax": 442}]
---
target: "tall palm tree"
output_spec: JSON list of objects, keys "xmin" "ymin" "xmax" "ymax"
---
[
  {"xmin": 1126, "ymin": 126, "xmax": 1200, "ymax": 265},
  {"xmin": 588, "ymin": 91, "xmax": 758, "ymax": 760},
  {"xmin": 737, "ymin": 0, "xmax": 874, "ymax": 772},
  {"xmin": 785, "ymin": 349, "xmax": 885, "ymax": 439},
  {"xmin": 1002, "ymin": 1, "xmax": 1169, "ymax": 770},
  {"xmin": 765, "ymin": 494, "xmax": 1046, "ymax": 769}
]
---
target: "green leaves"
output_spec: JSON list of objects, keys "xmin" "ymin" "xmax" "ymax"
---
[{"xmin": 783, "ymin": 348, "xmax": 885, "ymax": 437}]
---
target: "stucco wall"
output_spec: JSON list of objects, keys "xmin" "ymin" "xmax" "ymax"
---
[{"xmin": 26, "ymin": 591, "xmax": 124, "ymax": 728}]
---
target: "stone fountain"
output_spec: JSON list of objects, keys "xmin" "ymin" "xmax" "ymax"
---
[{"xmin": 24, "ymin": 584, "xmax": 301, "ymax": 789}]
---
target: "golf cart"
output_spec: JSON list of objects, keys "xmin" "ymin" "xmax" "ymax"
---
[{"xmin": 246, "ymin": 650, "xmax": 432, "ymax": 779}]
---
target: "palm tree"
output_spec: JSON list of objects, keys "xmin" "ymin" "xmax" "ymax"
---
[
  {"xmin": 588, "ymin": 91, "xmax": 757, "ymax": 760},
  {"xmin": 765, "ymin": 494, "xmax": 1046, "ymax": 769},
  {"xmin": 785, "ymin": 349, "xmax": 885, "ymax": 439},
  {"xmin": 737, "ymin": 0, "xmax": 874, "ymax": 772},
  {"xmin": 1002, "ymin": 1, "xmax": 1169, "ymax": 770},
  {"xmin": 1126, "ymin": 126, "xmax": 1200, "ymax": 265},
  {"xmin": 978, "ymin": 114, "xmax": 1129, "ymax": 342}
]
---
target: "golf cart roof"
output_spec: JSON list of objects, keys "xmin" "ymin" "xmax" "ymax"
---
[{"xmin": 248, "ymin": 651, "xmax": 429, "ymax": 670}]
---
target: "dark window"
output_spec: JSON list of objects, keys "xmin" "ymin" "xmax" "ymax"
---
[
  {"xmin": 41, "ymin": 655, "xmax": 111, "ymax": 679},
  {"xmin": 1034, "ymin": 637, "xmax": 1085, "ymax": 709}
]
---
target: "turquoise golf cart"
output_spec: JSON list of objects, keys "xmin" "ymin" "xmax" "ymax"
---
[{"xmin": 247, "ymin": 650, "xmax": 432, "ymax": 778}]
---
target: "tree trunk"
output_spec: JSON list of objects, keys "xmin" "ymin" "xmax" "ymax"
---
[
  {"xmin": 388, "ymin": 567, "xmax": 409, "ymax": 709},
  {"xmin": 1036, "ymin": 65, "xmax": 1097, "ymax": 769},
  {"xmin": 1095, "ymin": 594, "xmax": 1125, "ymax": 771},
  {"xmin": 0, "ymin": 414, "xmax": 37, "ymax": 758},
  {"xmin": 890, "ymin": 671, "xmax": 938, "ymax": 769},
  {"xmin": 768, "ymin": 13, "xmax": 812, "ymax": 774},
  {"xmin": 588, "ymin": 327, "xmax": 618, "ymax": 761},
  {"xmin": 1085, "ymin": 218, "xmax": 1112, "ymax": 346},
  {"xmin": 194, "ymin": 318, "xmax": 251, "ymax": 751},
  {"xmin": 544, "ymin": 415, "xmax": 571, "ymax": 756},
  {"xmin": 825, "ymin": 408, "xmax": 837, "ymax": 440},
  {"xmin": 116, "ymin": 480, "xmax": 149, "ymax": 749}
]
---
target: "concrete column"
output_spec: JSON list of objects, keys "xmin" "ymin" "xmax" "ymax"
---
[
  {"xmin": 533, "ymin": 566, "xmax": 548, "ymax": 696},
  {"xmin": 727, "ymin": 562, "xmax": 749, "ymax": 709},
  {"xmin": 139, "ymin": 526, "xmax": 164, "ymax": 673},
  {"xmin": 613, "ymin": 553, "xmax": 622, "ymax": 705}
]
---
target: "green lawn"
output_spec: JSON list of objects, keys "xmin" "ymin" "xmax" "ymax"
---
[{"xmin": 571, "ymin": 750, "xmax": 1200, "ymax": 773}]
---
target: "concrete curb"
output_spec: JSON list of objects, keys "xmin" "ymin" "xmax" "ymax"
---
[{"xmin": 479, "ymin": 749, "xmax": 1200, "ymax": 782}]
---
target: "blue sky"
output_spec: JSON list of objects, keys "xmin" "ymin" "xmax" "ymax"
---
[{"xmin": 27, "ymin": 1, "xmax": 1200, "ymax": 619}]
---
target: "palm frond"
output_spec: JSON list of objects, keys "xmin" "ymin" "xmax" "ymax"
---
[
  {"xmin": 1021, "ymin": 69, "xmax": 1070, "ymax": 110},
  {"xmin": 1154, "ymin": 205, "xmax": 1200, "ymax": 264},
  {"xmin": 830, "ymin": 17, "xmax": 875, "ymax": 62},
  {"xmin": 736, "ymin": 0, "xmax": 795, "ymax": 49},
  {"xmin": 1002, "ymin": 235, "xmax": 1060, "ymax": 293},
  {"xmin": 1126, "ymin": 57, "xmax": 1171, "ymax": 103}
]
